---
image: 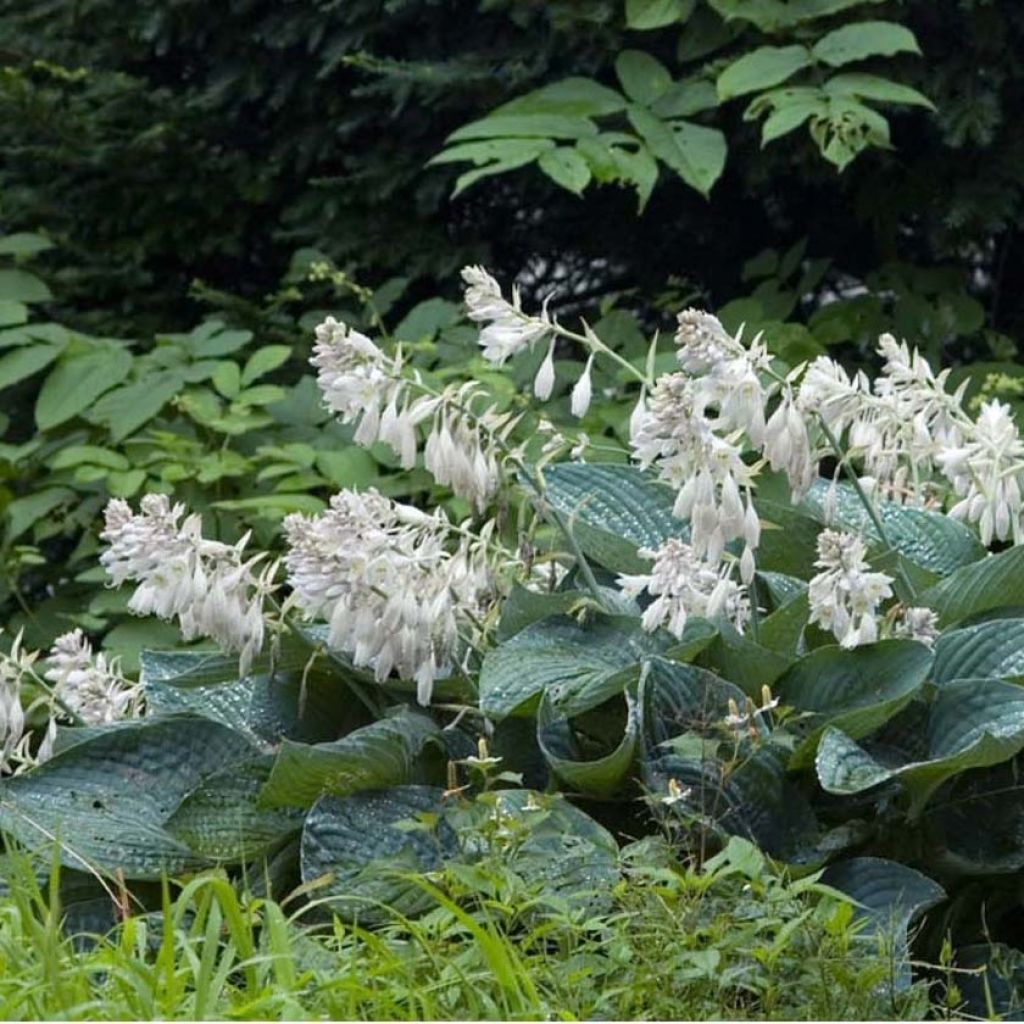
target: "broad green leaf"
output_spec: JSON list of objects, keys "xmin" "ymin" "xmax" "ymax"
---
[
  {"xmin": 259, "ymin": 710, "xmax": 444, "ymax": 809},
  {"xmin": 479, "ymin": 615, "xmax": 668, "ymax": 719},
  {"xmin": 0, "ymin": 716, "xmax": 256, "ymax": 878},
  {"xmin": 165, "ymin": 758, "xmax": 304, "ymax": 862},
  {"xmin": 541, "ymin": 462, "xmax": 682, "ymax": 573},
  {"xmin": 446, "ymin": 115, "xmax": 598, "ymax": 142},
  {"xmin": 756, "ymin": 592, "xmax": 809, "ymax": 656},
  {"xmin": 537, "ymin": 690, "xmax": 638, "ymax": 798},
  {"xmin": 300, "ymin": 786, "xmax": 459, "ymax": 924},
  {"xmin": 538, "ymin": 147, "xmax": 592, "ymax": 195},
  {"xmin": 0, "ymin": 269, "xmax": 51, "ymax": 303},
  {"xmin": 626, "ymin": 0, "xmax": 694, "ymax": 30},
  {"xmin": 815, "ymin": 678, "xmax": 1024, "ymax": 813},
  {"xmin": 0, "ymin": 302, "xmax": 27, "ymax": 327},
  {"xmin": 47, "ymin": 445, "xmax": 130, "ymax": 471},
  {"xmin": 0, "ymin": 343, "xmax": 64, "ymax": 392},
  {"xmin": 759, "ymin": 93, "xmax": 827, "ymax": 144},
  {"xmin": 824, "ymin": 72, "xmax": 934, "ymax": 108},
  {"xmin": 702, "ymin": 623, "xmax": 796, "ymax": 696},
  {"xmin": 241, "ymin": 345, "xmax": 292, "ymax": 386},
  {"xmin": 451, "ymin": 151, "xmax": 551, "ymax": 197},
  {"xmin": 717, "ymin": 46, "xmax": 812, "ymax": 101},
  {"xmin": 615, "ymin": 51, "xmax": 673, "ymax": 107},
  {"xmin": 777, "ymin": 640, "xmax": 932, "ymax": 768},
  {"xmin": 628, "ymin": 105, "xmax": 725, "ymax": 196},
  {"xmin": 709, "ymin": 0, "xmax": 885, "ymax": 31},
  {"xmin": 496, "ymin": 584, "xmax": 595, "ymax": 642},
  {"xmin": 820, "ymin": 857, "xmax": 944, "ymax": 939},
  {"xmin": 922, "ymin": 546, "xmax": 1024, "ymax": 626},
  {"xmin": 0, "ymin": 233, "xmax": 54, "ymax": 257},
  {"xmin": 651, "ymin": 79, "xmax": 719, "ymax": 118},
  {"xmin": 140, "ymin": 643, "xmax": 372, "ymax": 747},
  {"xmin": 4, "ymin": 487, "xmax": 74, "ymax": 542},
  {"xmin": 35, "ymin": 347, "xmax": 133, "ymax": 430},
  {"xmin": 933, "ymin": 619, "xmax": 1024, "ymax": 684},
  {"xmin": 212, "ymin": 494, "xmax": 326, "ymax": 517},
  {"xmin": 496, "ymin": 77, "xmax": 627, "ymax": 119},
  {"xmin": 812, "ymin": 21, "xmax": 921, "ymax": 68},
  {"xmin": 752, "ymin": 500, "xmax": 822, "ymax": 579},
  {"xmin": 87, "ymin": 371, "xmax": 185, "ymax": 441},
  {"xmin": 211, "ymin": 360, "xmax": 241, "ymax": 398},
  {"xmin": 393, "ymin": 299, "xmax": 460, "ymax": 343}
]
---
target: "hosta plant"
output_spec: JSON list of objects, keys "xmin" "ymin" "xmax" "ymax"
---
[{"xmin": 4, "ymin": 266, "xmax": 1024, "ymax": 1013}]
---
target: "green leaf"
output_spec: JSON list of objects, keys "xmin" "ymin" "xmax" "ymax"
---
[
  {"xmin": 495, "ymin": 77, "xmax": 627, "ymax": 119},
  {"xmin": 812, "ymin": 21, "xmax": 921, "ymax": 68},
  {"xmin": 538, "ymin": 147, "xmax": 592, "ymax": 195},
  {"xmin": 211, "ymin": 360, "xmax": 241, "ymax": 399},
  {"xmin": 3, "ymin": 487, "xmax": 74, "ymax": 542},
  {"xmin": 300, "ymin": 786, "xmax": 459, "ymax": 925},
  {"xmin": 0, "ymin": 343, "xmax": 64, "ymax": 392},
  {"xmin": 541, "ymin": 462, "xmax": 682, "ymax": 574},
  {"xmin": 479, "ymin": 615, "xmax": 668, "ymax": 719},
  {"xmin": 933, "ymin": 619, "xmax": 1024, "ymax": 684},
  {"xmin": 0, "ymin": 233, "xmax": 54, "ymax": 257},
  {"xmin": 259, "ymin": 710, "xmax": 444, "ymax": 809},
  {"xmin": 87, "ymin": 371, "xmax": 186, "ymax": 441},
  {"xmin": 824, "ymin": 72, "xmax": 934, "ymax": 108},
  {"xmin": 0, "ymin": 302, "xmax": 27, "ymax": 328},
  {"xmin": 241, "ymin": 345, "xmax": 292, "ymax": 386},
  {"xmin": 759, "ymin": 93, "xmax": 827, "ymax": 144},
  {"xmin": 709, "ymin": 0, "xmax": 886, "ymax": 32},
  {"xmin": 777, "ymin": 640, "xmax": 932, "ymax": 769},
  {"xmin": 717, "ymin": 46, "xmax": 812, "ymax": 101},
  {"xmin": 35, "ymin": 347, "xmax": 133, "ymax": 430},
  {"xmin": 537, "ymin": 690, "xmax": 639, "ymax": 798},
  {"xmin": 651, "ymin": 79, "xmax": 719, "ymax": 118},
  {"xmin": 0, "ymin": 269, "xmax": 52, "ymax": 303},
  {"xmin": 921, "ymin": 546, "xmax": 1024, "ymax": 627},
  {"xmin": 615, "ymin": 51, "xmax": 673, "ymax": 107},
  {"xmin": 627, "ymin": 106, "xmax": 725, "ymax": 196},
  {"xmin": 164, "ymin": 758, "xmax": 304, "ymax": 862},
  {"xmin": 446, "ymin": 115, "xmax": 597, "ymax": 142},
  {"xmin": 626, "ymin": 0, "xmax": 694, "ymax": 30},
  {"xmin": 47, "ymin": 445, "xmax": 130, "ymax": 471},
  {"xmin": 816, "ymin": 678, "xmax": 1024, "ymax": 813},
  {"xmin": 820, "ymin": 857, "xmax": 944, "ymax": 940},
  {"xmin": 0, "ymin": 716, "xmax": 256, "ymax": 879}
]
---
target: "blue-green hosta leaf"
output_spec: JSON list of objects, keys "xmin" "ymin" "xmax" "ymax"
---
[
  {"xmin": 541, "ymin": 462, "xmax": 682, "ymax": 573},
  {"xmin": 300, "ymin": 786, "xmax": 458, "ymax": 925},
  {"xmin": 820, "ymin": 857, "xmax": 944, "ymax": 940},
  {"xmin": 140, "ymin": 642, "xmax": 373, "ymax": 746},
  {"xmin": 922, "ymin": 547, "xmax": 1024, "ymax": 627},
  {"xmin": 537, "ymin": 690, "xmax": 639, "ymax": 798},
  {"xmin": 0, "ymin": 716, "xmax": 256, "ymax": 878},
  {"xmin": 479, "ymin": 614, "xmax": 669, "ymax": 720},
  {"xmin": 776, "ymin": 640, "xmax": 932, "ymax": 769},
  {"xmin": 702, "ymin": 622, "xmax": 797, "ymax": 696},
  {"xmin": 164, "ymin": 758, "xmax": 304, "ymax": 862},
  {"xmin": 933, "ymin": 619, "xmax": 1024, "ymax": 684},
  {"xmin": 753, "ymin": 500, "xmax": 823, "ymax": 579},
  {"xmin": 799, "ymin": 479, "xmax": 984, "ymax": 576},
  {"xmin": 954, "ymin": 944, "xmax": 1024, "ymax": 1020},
  {"xmin": 258, "ymin": 709, "xmax": 444, "ymax": 809},
  {"xmin": 815, "ymin": 678, "xmax": 1024, "ymax": 814}
]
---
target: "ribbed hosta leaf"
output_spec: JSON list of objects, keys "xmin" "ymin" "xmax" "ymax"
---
[
  {"xmin": 259, "ymin": 709, "xmax": 444, "ymax": 808},
  {"xmin": 922, "ymin": 546, "xmax": 1024, "ymax": 627},
  {"xmin": 165, "ymin": 758, "xmax": 303, "ymax": 862},
  {"xmin": 541, "ymin": 462, "xmax": 683, "ymax": 572},
  {"xmin": 776, "ymin": 640, "xmax": 932, "ymax": 768},
  {"xmin": 815, "ymin": 678, "xmax": 1024, "ymax": 814},
  {"xmin": 0, "ymin": 715, "xmax": 255, "ymax": 878},
  {"xmin": 479, "ymin": 614, "xmax": 669, "ymax": 719},
  {"xmin": 300, "ymin": 786, "xmax": 458, "ymax": 925},
  {"xmin": 800, "ymin": 479, "xmax": 983, "ymax": 575},
  {"xmin": 932, "ymin": 618, "xmax": 1024, "ymax": 684},
  {"xmin": 537, "ymin": 690, "xmax": 638, "ymax": 798},
  {"xmin": 141, "ymin": 642, "xmax": 371, "ymax": 745}
]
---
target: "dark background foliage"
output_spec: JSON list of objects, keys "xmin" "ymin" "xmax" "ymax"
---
[{"xmin": 3, "ymin": 0, "xmax": 1024, "ymax": 350}]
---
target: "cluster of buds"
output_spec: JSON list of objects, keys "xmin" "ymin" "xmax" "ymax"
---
[
  {"xmin": 100, "ymin": 494, "xmax": 277, "ymax": 676},
  {"xmin": 44, "ymin": 629, "xmax": 144, "ymax": 724}
]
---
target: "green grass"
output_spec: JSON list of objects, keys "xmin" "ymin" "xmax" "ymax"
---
[{"xmin": 0, "ymin": 837, "xmax": 942, "ymax": 1021}]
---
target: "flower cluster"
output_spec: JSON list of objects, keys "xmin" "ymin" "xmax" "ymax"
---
[
  {"xmin": 807, "ymin": 530, "xmax": 894, "ymax": 648},
  {"xmin": 618, "ymin": 537, "xmax": 749, "ymax": 639},
  {"xmin": 461, "ymin": 265, "xmax": 553, "ymax": 365},
  {"xmin": 44, "ymin": 629, "xmax": 143, "ymax": 724},
  {"xmin": 101, "ymin": 495, "xmax": 275, "ymax": 675},
  {"xmin": 0, "ymin": 631, "xmax": 53, "ymax": 774},
  {"xmin": 312, "ymin": 315, "xmax": 515, "ymax": 510},
  {"xmin": 283, "ymin": 489, "xmax": 497, "ymax": 705}
]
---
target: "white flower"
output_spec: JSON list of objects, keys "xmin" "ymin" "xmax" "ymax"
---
[
  {"xmin": 283, "ymin": 489, "xmax": 495, "ymax": 705},
  {"xmin": 461, "ymin": 265, "xmax": 553, "ymax": 365},
  {"xmin": 675, "ymin": 310, "xmax": 740, "ymax": 373},
  {"xmin": 44, "ymin": 630, "xmax": 143, "ymax": 724},
  {"xmin": 571, "ymin": 354, "xmax": 594, "ymax": 418},
  {"xmin": 101, "ymin": 495, "xmax": 275, "ymax": 675},
  {"xmin": 618, "ymin": 537, "xmax": 749, "ymax": 639},
  {"xmin": 0, "ymin": 631, "xmax": 54, "ymax": 774},
  {"xmin": 763, "ymin": 388, "xmax": 814, "ymax": 499},
  {"xmin": 807, "ymin": 530, "xmax": 894, "ymax": 648},
  {"xmin": 797, "ymin": 356, "xmax": 869, "ymax": 434},
  {"xmin": 892, "ymin": 606, "xmax": 940, "ymax": 647},
  {"xmin": 534, "ymin": 340, "xmax": 556, "ymax": 400},
  {"xmin": 938, "ymin": 400, "xmax": 1024, "ymax": 546}
]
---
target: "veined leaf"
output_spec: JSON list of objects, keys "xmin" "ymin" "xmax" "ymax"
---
[
  {"xmin": 35, "ymin": 347, "xmax": 133, "ymax": 430},
  {"xmin": 933, "ymin": 619, "xmax": 1024, "ymax": 684},
  {"xmin": 717, "ymin": 46, "xmax": 812, "ymax": 101},
  {"xmin": 615, "ymin": 51, "xmax": 673, "ymax": 107},
  {"xmin": 812, "ymin": 21, "xmax": 921, "ymax": 68},
  {"xmin": 922, "ymin": 546, "xmax": 1024, "ymax": 626}
]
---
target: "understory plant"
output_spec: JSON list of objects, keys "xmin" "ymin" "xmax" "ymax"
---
[{"xmin": 4, "ymin": 266, "xmax": 1024, "ymax": 1014}]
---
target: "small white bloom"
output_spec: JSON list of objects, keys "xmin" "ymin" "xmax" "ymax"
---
[
  {"xmin": 892, "ymin": 606, "xmax": 940, "ymax": 647},
  {"xmin": 534, "ymin": 340, "xmax": 556, "ymax": 400},
  {"xmin": 461, "ymin": 266, "xmax": 553, "ymax": 365},
  {"xmin": 45, "ymin": 630, "xmax": 144, "ymax": 724},
  {"xmin": 807, "ymin": 530, "xmax": 893, "ymax": 648},
  {"xmin": 571, "ymin": 355, "xmax": 594, "ymax": 418}
]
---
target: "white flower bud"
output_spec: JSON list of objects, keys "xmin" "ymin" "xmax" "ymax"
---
[{"xmin": 571, "ymin": 355, "xmax": 594, "ymax": 419}]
